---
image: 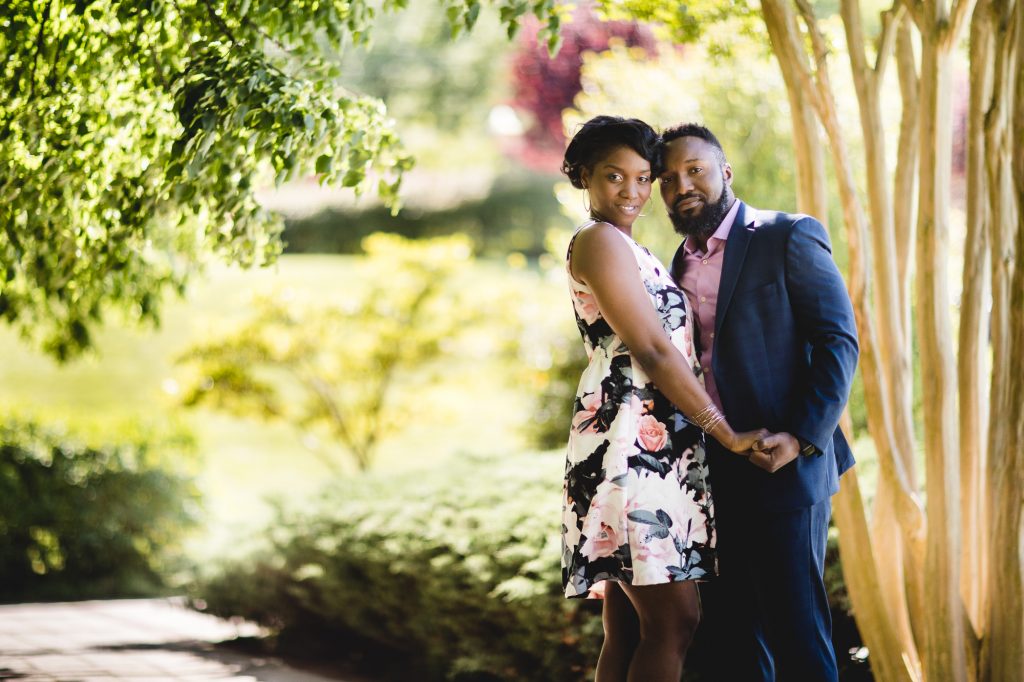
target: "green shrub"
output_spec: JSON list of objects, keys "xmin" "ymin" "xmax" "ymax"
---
[
  {"xmin": 0, "ymin": 419, "xmax": 201, "ymax": 602},
  {"xmin": 194, "ymin": 451, "xmax": 865, "ymax": 681},
  {"xmin": 195, "ymin": 452, "xmax": 603, "ymax": 681}
]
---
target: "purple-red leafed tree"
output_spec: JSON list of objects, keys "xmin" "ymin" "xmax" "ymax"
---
[{"xmin": 507, "ymin": 4, "xmax": 656, "ymax": 172}]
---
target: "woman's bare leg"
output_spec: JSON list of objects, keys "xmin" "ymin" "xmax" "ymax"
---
[
  {"xmin": 595, "ymin": 581, "xmax": 640, "ymax": 682},
  {"xmin": 618, "ymin": 580, "xmax": 701, "ymax": 682}
]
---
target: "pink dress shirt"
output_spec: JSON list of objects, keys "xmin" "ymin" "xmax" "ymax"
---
[{"xmin": 678, "ymin": 200, "xmax": 741, "ymax": 411}]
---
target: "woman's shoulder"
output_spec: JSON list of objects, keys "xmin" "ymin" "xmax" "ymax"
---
[{"xmin": 572, "ymin": 221, "xmax": 631, "ymax": 254}]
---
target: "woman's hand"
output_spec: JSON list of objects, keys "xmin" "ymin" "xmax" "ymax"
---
[{"xmin": 727, "ymin": 428, "xmax": 772, "ymax": 455}]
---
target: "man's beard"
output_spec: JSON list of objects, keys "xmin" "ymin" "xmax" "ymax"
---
[{"xmin": 668, "ymin": 187, "xmax": 734, "ymax": 239}]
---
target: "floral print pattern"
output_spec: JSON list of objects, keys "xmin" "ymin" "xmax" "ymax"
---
[{"xmin": 562, "ymin": 223, "xmax": 716, "ymax": 599}]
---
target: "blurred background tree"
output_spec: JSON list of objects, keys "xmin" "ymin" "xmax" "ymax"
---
[{"xmin": 179, "ymin": 234, "xmax": 480, "ymax": 472}]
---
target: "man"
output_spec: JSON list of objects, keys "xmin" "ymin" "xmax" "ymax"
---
[{"xmin": 659, "ymin": 123, "xmax": 859, "ymax": 681}]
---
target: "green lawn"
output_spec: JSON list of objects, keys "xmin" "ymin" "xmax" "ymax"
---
[{"xmin": 0, "ymin": 254, "xmax": 557, "ymax": 561}]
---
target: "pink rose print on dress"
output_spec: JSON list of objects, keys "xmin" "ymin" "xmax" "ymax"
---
[
  {"xmin": 572, "ymin": 392, "xmax": 603, "ymax": 433},
  {"xmin": 580, "ymin": 522, "xmax": 623, "ymax": 561},
  {"xmin": 575, "ymin": 290, "xmax": 601, "ymax": 325},
  {"xmin": 637, "ymin": 414, "xmax": 668, "ymax": 452}
]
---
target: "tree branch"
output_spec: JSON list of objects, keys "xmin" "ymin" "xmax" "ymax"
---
[
  {"xmin": 198, "ymin": 0, "xmax": 242, "ymax": 45},
  {"xmin": 302, "ymin": 374, "xmax": 364, "ymax": 467},
  {"xmin": 795, "ymin": 0, "xmax": 837, "ymax": 101},
  {"xmin": 945, "ymin": 0, "xmax": 980, "ymax": 48},
  {"xmin": 28, "ymin": 0, "xmax": 52, "ymax": 100},
  {"xmin": 900, "ymin": 0, "xmax": 928, "ymax": 30},
  {"xmin": 875, "ymin": 3, "xmax": 906, "ymax": 81},
  {"xmin": 842, "ymin": 0, "xmax": 874, "ymax": 91}
]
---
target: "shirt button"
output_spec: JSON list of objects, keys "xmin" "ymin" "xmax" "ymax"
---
[
  {"xmin": 702, "ymin": 259, "xmax": 708, "ymax": 265},
  {"xmin": 710, "ymin": 332, "xmax": 715, "ymax": 338},
  {"xmin": 700, "ymin": 296, "xmax": 706, "ymax": 303}
]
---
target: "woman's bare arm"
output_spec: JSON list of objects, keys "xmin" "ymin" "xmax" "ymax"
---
[{"xmin": 571, "ymin": 223, "xmax": 765, "ymax": 454}]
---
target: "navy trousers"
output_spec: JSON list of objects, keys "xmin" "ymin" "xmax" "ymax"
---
[{"xmin": 696, "ymin": 498, "xmax": 838, "ymax": 682}]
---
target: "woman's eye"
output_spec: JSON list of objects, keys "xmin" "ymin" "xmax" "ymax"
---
[
  {"xmin": 638, "ymin": 177, "xmax": 650, "ymax": 184},
  {"xmin": 690, "ymin": 167, "xmax": 703, "ymax": 175},
  {"xmin": 608, "ymin": 174, "xmax": 622, "ymax": 182}
]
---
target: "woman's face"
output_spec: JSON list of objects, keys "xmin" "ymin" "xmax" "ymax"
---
[{"xmin": 580, "ymin": 145, "xmax": 652, "ymax": 229}]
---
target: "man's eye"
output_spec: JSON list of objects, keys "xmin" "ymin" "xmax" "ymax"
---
[{"xmin": 660, "ymin": 176, "xmax": 674, "ymax": 184}]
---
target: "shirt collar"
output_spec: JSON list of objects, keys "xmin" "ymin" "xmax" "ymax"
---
[{"xmin": 683, "ymin": 199, "xmax": 741, "ymax": 257}]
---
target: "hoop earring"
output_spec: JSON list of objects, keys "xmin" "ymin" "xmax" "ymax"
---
[{"xmin": 583, "ymin": 191, "xmax": 592, "ymax": 215}]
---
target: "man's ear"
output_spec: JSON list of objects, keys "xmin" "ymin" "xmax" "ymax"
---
[{"xmin": 722, "ymin": 163, "xmax": 733, "ymax": 186}]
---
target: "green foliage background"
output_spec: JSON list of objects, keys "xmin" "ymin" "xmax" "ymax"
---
[{"xmin": 0, "ymin": 419, "xmax": 200, "ymax": 602}]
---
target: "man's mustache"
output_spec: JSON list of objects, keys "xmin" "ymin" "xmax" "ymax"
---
[{"xmin": 672, "ymin": 193, "xmax": 705, "ymax": 211}]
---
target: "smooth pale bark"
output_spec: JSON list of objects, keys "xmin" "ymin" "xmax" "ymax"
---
[
  {"xmin": 834, "ymin": 455, "xmax": 919, "ymax": 681},
  {"xmin": 894, "ymin": 17, "xmax": 920, "ymax": 367},
  {"xmin": 960, "ymin": 0, "xmax": 996, "ymax": 632},
  {"xmin": 788, "ymin": 87, "xmax": 830, "ymax": 222},
  {"xmin": 983, "ymin": 3, "xmax": 1024, "ymax": 677},
  {"xmin": 841, "ymin": 0, "xmax": 915, "ymax": 474},
  {"xmin": 891, "ymin": 14, "xmax": 928, "ymax": 659},
  {"xmin": 840, "ymin": 1, "xmax": 923, "ymax": 669},
  {"xmin": 916, "ymin": 32, "xmax": 967, "ymax": 682},
  {"xmin": 759, "ymin": 0, "xmax": 829, "ymax": 223}
]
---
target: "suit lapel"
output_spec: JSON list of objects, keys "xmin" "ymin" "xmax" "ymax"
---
[{"xmin": 714, "ymin": 202, "xmax": 756, "ymax": 337}]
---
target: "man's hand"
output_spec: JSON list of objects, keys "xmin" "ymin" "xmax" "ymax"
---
[{"xmin": 749, "ymin": 432, "xmax": 800, "ymax": 473}]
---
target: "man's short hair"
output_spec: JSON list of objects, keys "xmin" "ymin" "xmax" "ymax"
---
[{"xmin": 661, "ymin": 123, "xmax": 727, "ymax": 165}]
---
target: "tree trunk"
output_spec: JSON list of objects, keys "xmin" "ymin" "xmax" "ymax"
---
[
  {"xmin": 833, "ymin": 463, "xmax": 919, "ymax": 681},
  {"xmin": 916, "ymin": 31, "xmax": 967, "ymax": 682},
  {"xmin": 894, "ymin": 16, "xmax": 920, "ymax": 353},
  {"xmin": 840, "ymin": 2, "xmax": 924, "ymax": 670},
  {"xmin": 761, "ymin": 0, "xmax": 830, "ymax": 222},
  {"xmin": 960, "ymin": 0, "xmax": 996, "ymax": 633},
  {"xmin": 982, "ymin": 3, "xmax": 1024, "ymax": 677}
]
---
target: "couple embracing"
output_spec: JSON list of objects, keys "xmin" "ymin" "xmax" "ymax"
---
[{"xmin": 561, "ymin": 116, "xmax": 859, "ymax": 682}]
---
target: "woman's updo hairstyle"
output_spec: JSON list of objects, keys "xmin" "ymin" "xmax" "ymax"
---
[{"xmin": 561, "ymin": 115, "xmax": 661, "ymax": 190}]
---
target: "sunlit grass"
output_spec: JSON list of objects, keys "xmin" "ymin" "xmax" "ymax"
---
[{"xmin": 0, "ymin": 254, "xmax": 568, "ymax": 562}]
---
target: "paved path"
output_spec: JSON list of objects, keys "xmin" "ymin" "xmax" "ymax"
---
[{"xmin": 0, "ymin": 599, "xmax": 354, "ymax": 682}]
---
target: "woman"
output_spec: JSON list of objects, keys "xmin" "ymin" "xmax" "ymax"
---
[{"xmin": 560, "ymin": 116, "xmax": 769, "ymax": 681}]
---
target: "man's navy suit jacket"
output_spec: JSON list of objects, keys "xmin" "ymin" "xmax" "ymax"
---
[{"xmin": 670, "ymin": 201, "xmax": 859, "ymax": 512}]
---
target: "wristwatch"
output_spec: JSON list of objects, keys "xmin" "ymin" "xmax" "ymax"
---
[{"xmin": 797, "ymin": 436, "xmax": 818, "ymax": 457}]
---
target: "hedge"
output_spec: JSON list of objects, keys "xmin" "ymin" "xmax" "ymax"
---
[
  {"xmin": 0, "ymin": 419, "xmax": 201, "ymax": 602},
  {"xmin": 194, "ymin": 451, "xmax": 867, "ymax": 681}
]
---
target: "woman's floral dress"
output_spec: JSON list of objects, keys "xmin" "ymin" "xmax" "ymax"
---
[{"xmin": 562, "ymin": 222, "xmax": 716, "ymax": 599}]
